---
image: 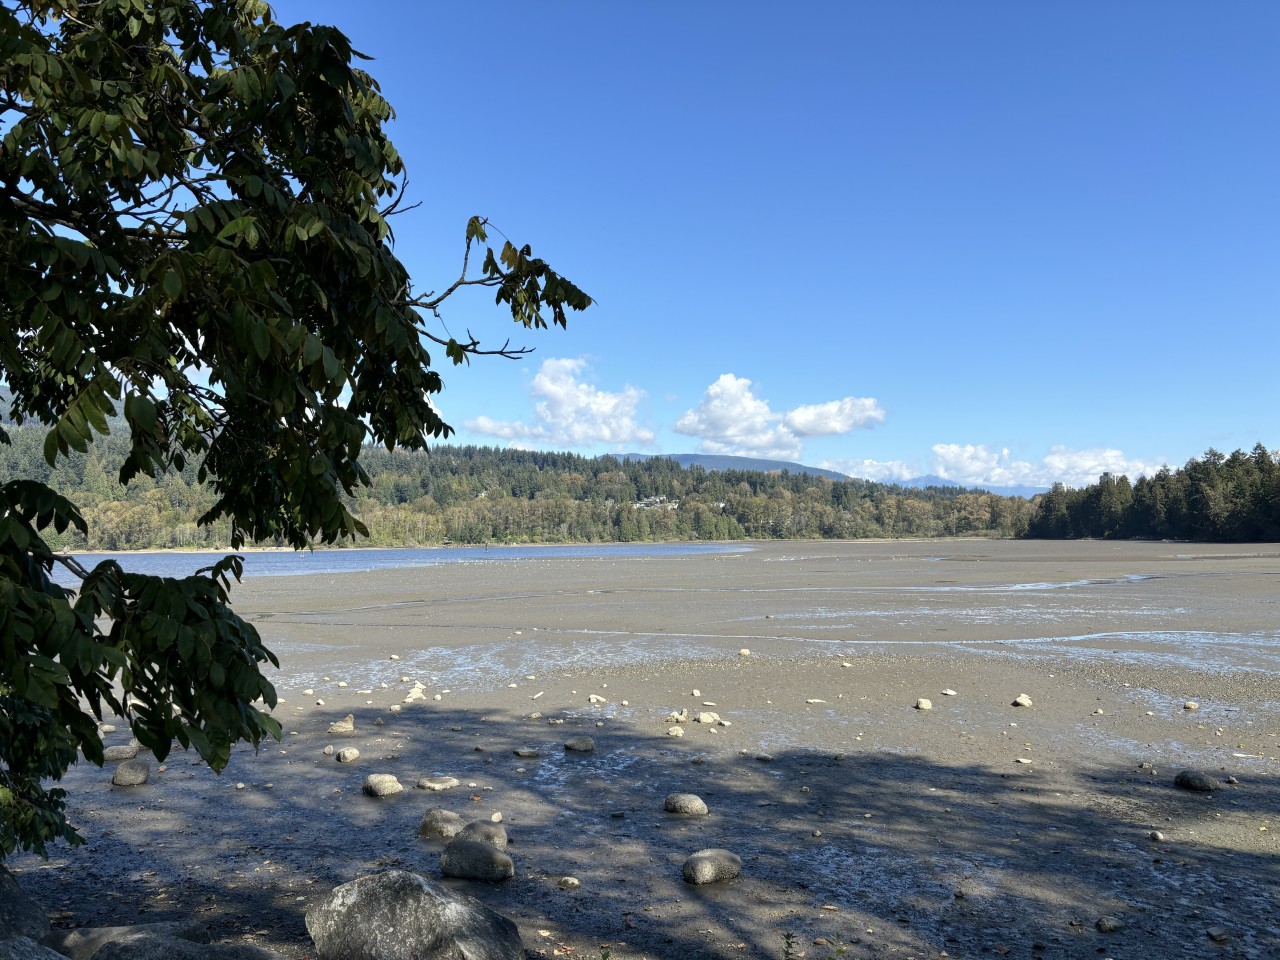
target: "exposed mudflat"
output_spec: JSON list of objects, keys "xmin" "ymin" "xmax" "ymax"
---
[{"xmin": 10, "ymin": 540, "xmax": 1280, "ymax": 959}]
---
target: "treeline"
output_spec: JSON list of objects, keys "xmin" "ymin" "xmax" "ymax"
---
[
  {"xmin": 0, "ymin": 419, "xmax": 1034, "ymax": 548},
  {"xmin": 1025, "ymin": 444, "xmax": 1280, "ymax": 541}
]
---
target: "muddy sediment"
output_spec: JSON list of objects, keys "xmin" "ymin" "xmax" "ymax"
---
[{"xmin": 9, "ymin": 540, "xmax": 1279, "ymax": 959}]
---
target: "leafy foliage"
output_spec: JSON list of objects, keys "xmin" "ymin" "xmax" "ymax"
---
[{"xmin": 0, "ymin": 0, "xmax": 589, "ymax": 857}]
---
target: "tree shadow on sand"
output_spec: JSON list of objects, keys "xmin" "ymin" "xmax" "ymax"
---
[{"xmin": 9, "ymin": 701, "xmax": 1279, "ymax": 960}]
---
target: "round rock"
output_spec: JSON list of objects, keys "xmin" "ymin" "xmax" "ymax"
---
[
  {"xmin": 563, "ymin": 736, "xmax": 595, "ymax": 753},
  {"xmin": 418, "ymin": 808, "xmax": 466, "ymax": 840},
  {"xmin": 1012, "ymin": 694, "xmax": 1034, "ymax": 707},
  {"xmin": 664, "ymin": 793, "xmax": 709, "ymax": 816},
  {"xmin": 456, "ymin": 820, "xmax": 507, "ymax": 849},
  {"xmin": 1096, "ymin": 916, "xmax": 1125, "ymax": 933},
  {"xmin": 305, "ymin": 869, "xmax": 522, "ymax": 960},
  {"xmin": 362, "ymin": 774, "xmax": 404, "ymax": 797},
  {"xmin": 111, "ymin": 759, "xmax": 150, "ymax": 787},
  {"xmin": 682, "ymin": 848, "xmax": 741, "ymax": 885},
  {"xmin": 915, "ymin": 698, "xmax": 933, "ymax": 711},
  {"xmin": 335, "ymin": 748, "xmax": 360, "ymax": 763},
  {"xmin": 440, "ymin": 839, "xmax": 515, "ymax": 882},
  {"xmin": 102, "ymin": 742, "xmax": 139, "ymax": 762},
  {"xmin": 1174, "ymin": 769, "xmax": 1220, "ymax": 792}
]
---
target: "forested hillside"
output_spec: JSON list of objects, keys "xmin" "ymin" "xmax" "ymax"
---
[
  {"xmin": 0, "ymin": 417, "xmax": 1033, "ymax": 549},
  {"xmin": 1025, "ymin": 444, "xmax": 1280, "ymax": 541}
]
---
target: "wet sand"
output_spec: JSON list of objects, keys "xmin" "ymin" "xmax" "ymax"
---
[{"xmin": 10, "ymin": 540, "xmax": 1280, "ymax": 959}]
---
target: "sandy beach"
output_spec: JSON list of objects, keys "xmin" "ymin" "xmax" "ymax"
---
[{"xmin": 9, "ymin": 540, "xmax": 1279, "ymax": 960}]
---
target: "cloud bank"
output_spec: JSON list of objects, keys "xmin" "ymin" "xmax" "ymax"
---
[
  {"xmin": 465, "ymin": 358, "xmax": 654, "ymax": 448},
  {"xmin": 675, "ymin": 374, "xmax": 884, "ymax": 460},
  {"xmin": 825, "ymin": 444, "xmax": 1162, "ymax": 490}
]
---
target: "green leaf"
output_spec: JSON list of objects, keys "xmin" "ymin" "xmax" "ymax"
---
[{"xmin": 161, "ymin": 269, "xmax": 181, "ymax": 299}]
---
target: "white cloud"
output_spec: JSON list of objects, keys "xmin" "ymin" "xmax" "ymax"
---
[
  {"xmin": 825, "ymin": 444, "xmax": 1161, "ymax": 490},
  {"xmin": 464, "ymin": 358, "xmax": 655, "ymax": 449},
  {"xmin": 929, "ymin": 443, "xmax": 1161, "ymax": 489},
  {"xmin": 785, "ymin": 397, "xmax": 885, "ymax": 436},
  {"xmin": 675, "ymin": 374, "xmax": 884, "ymax": 460},
  {"xmin": 1036, "ymin": 446, "xmax": 1161, "ymax": 488},
  {"xmin": 820, "ymin": 457, "xmax": 918, "ymax": 483}
]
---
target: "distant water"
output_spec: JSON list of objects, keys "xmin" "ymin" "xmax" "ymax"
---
[{"xmin": 50, "ymin": 542, "xmax": 746, "ymax": 585}]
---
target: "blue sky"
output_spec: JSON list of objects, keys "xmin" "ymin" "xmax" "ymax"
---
[{"xmin": 275, "ymin": 1, "xmax": 1277, "ymax": 489}]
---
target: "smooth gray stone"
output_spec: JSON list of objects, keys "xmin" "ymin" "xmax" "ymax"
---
[
  {"xmin": 1175, "ymin": 769, "xmax": 1220, "ymax": 792},
  {"xmin": 327, "ymin": 714, "xmax": 355, "ymax": 734},
  {"xmin": 102, "ymin": 743, "xmax": 138, "ymax": 762},
  {"xmin": 664, "ymin": 793, "xmax": 708, "ymax": 816},
  {"xmin": 44, "ymin": 922, "xmax": 209, "ymax": 960},
  {"xmin": 562, "ymin": 736, "xmax": 594, "ymax": 752},
  {"xmin": 305, "ymin": 869, "xmax": 523, "ymax": 960},
  {"xmin": 418, "ymin": 809, "xmax": 466, "ymax": 840},
  {"xmin": 682, "ymin": 848, "xmax": 741, "ymax": 885},
  {"xmin": 439, "ymin": 840, "xmax": 515, "ymax": 883},
  {"xmin": 111, "ymin": 759, "xmax": 150, "ymax": 786},
  {"xmin": 416, "ymin": 777, "xmax": 460, "ymax": 792},
  {"xmin": 0, "ymin": 865, "xmax": 50, "ymax": 941},
  {"xmin": 362, "ymin": 774, "xmax": 404, "ymax": 797},
  {"xmin": 455, "ymin": 820, "xmax": 507, "ymax": 849}
]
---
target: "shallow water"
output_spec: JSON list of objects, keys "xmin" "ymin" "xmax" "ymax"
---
[{"xmin": 52, "ymin": 541, "xmax": 746, "ymax": 584}]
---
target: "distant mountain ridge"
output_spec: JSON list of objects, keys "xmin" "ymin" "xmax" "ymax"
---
[
  {"xmin": 621, "ymin": 453, "xmax": 1046, "ymax": 498},
  {"xmin": 899, "ymin": 474, "xmax": 1047, "ymax": 499},
  {"xmin": 620, "ymin": 452, "xmax": 852, "ymax": 483}
]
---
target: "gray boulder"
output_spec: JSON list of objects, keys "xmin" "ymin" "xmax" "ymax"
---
[
  {"xmin": 1, "ymin": 865, "xmax": 49, "ymax": 942},
  {"xmin": 1175, "ymin": 769, "xmax": 1220, "ymax": 792},
  {"xmin": 305, "ymin": 870, "xmax": 523, "ymax": 960},
  {"xmin": 362, "ymin": 774, "xmax": 404, "ymax": 797},
  {"xmin": 455, "ymin": 821, "xmax": 507, "ymax": 849},
  {"xmin": 102, "ymin": 742, "xmax": 139, "ymax": 762},
  {"xmin": 439, "ymin": 840, "xmax": 515, "ymax": 883},
  {"xmin": 327, "ymin": 714, "xmax": 356, "ymax": 735},
  {"xmin": 682, "ymin": 848, "xmax": 741, "ymax": 885},
  {"xmin": 418, "ymin": 809, "xmax": 466, "ymax": 840},
  {"xmin": 562, "ymin": 736, "xmax": 594, "ymax": 752},
  {"xmin": 416, "ymin": 777, "xmax": 460, "ymax": 792},
  {"xmin": 664, "ymin": 793, "xmax": 708, "ymax": 816},
  {"xmin": 111, "ymin": 759, "xmax": 150, "ymax": 787},
  {"xmin": 43, "ymin": 922, "xmax": 209, "ymax": 960},
  {"xmin": 0, "ymin": 938, "xmax": 65, "ymax": 960}
]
